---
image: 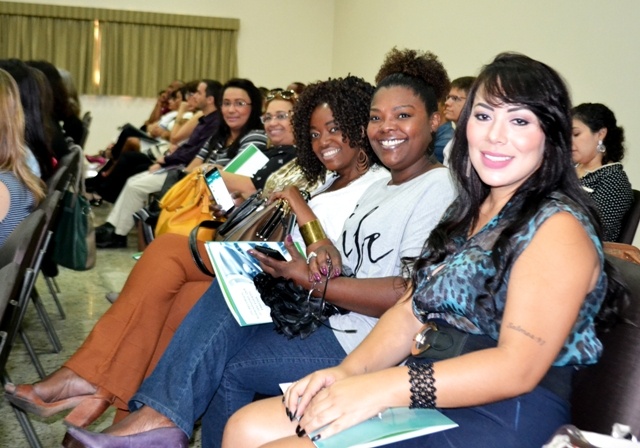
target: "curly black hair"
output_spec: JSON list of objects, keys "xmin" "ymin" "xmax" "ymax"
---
[
  {"xmin": 292, "ymin": 75, "xmax": 379, "ymax": 183},
  {"xmin": 373, "ymin": 48, "xmax": 450, "ymax": 158},
  {"xmin": 572, "ymin": 103, "xmax": 625, "ymax": 164},
  {"xmin": 375, "ymin": 47, "xmax": 450, "ymax": 108}
]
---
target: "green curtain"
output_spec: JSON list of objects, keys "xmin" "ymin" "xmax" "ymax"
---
[
  {"xmin": 0, "ymin": 2, "xmax": 239, "ymax": 96},
  {"xmin": 99, "ymin": 21, "xmax": 238, "ymax": 97},
  {"xmin": 0, "ymin": 14, "xmax": 94, "ymax": 93}
]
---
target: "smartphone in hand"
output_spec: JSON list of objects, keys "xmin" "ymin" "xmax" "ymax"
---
[
  {"xmin": 204, "ymin": 167, "xmax": 235, "ymax": 212},
  {"xmin": 253, "ymin": 245, "xmax": 287, "ymax": 261}
]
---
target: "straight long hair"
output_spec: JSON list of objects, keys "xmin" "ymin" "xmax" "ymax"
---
[{"xmin": 414, "ymin": 53, "xmax": 625, "ymax": 330}]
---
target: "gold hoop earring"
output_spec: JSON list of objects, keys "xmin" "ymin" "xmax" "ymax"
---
[{"xmin": 356, "ymin": 149, "xmax": 370, "ymax": 174}]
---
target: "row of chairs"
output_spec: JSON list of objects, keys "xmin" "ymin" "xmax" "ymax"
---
[{"xmin": 0, "ymin": 144, "xmax": 84, "ymax": 448}]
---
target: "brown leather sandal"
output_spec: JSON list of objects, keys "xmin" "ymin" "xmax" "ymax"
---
[{"xmin": 4, "ymin": 383, "xmax": 90, "ymax": 418}]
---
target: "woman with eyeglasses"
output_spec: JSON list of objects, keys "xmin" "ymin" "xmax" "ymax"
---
[
  {"xmin": 193, "ymin": 88, "xmax": 299, "ymax": 197},
  {"xmin": 60, "ymin": 50, "xmax": 457, "ymax": 448}
]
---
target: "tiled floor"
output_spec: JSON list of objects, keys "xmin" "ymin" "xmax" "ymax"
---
[{"xmin": 0, "ymin": 205, "xmax": 203, "ymax": 447}]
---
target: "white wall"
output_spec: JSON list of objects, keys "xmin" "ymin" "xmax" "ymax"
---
[{"xmin": 331, "ymin": 0, "xmax": 640, "ymax": 244}]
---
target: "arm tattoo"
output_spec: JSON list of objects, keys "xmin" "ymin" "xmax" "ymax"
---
[{"xmin": 506, "ymin": 322, "xmax": 546, "ymax": 346}]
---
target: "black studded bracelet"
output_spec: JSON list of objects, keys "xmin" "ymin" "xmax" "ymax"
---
[{"xmin": 407, "ymin": 361, "xmax": 437, "ymax": 409}]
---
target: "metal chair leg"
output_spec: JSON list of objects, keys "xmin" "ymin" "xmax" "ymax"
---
[
  {"xmin": 44, "ymin": 276, "xmax": 65, "ymax": 319},
  {"xmin": 52, "ymin": 277, "xmax": 61, "ymax": 294},
  {"xmin": 30, "ymin": 290, "xmax": 62, "ymax": 353},
  {"xmin": 36, "ymin": 283, "xmax": 65, "ymax": 320},
  {"xmin": 18, "ymin": 329, "xmax": 46, "ymax": 379},
  {"xmin": 3, "ymin": 372, "xmax": 44, "ymax": 448},
  {"xmin": 11, "ymin": 404, "xmax": 44, "ymax": 448}
]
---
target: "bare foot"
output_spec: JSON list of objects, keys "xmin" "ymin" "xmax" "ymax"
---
[
  {"xmin": 104, "ymin": 406, "xmax": 176, "ymax": 436},
  {"xmin": 5, "ymin": 367, "xmax": 97, "ymax": 402}
]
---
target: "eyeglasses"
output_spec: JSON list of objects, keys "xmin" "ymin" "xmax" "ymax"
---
[
  {"xmin": 446, "ymin": 95, "xmax": 466, "ymax": 103},
  {"xmin": 307, "ymin": 260, "xmax": 356, "ymax": 335},
  {"xmin": 260, "ymin": 112, "xmax": 291, "ymax": 124},
  {"xmin": 308, "ymin": 259, "xmax": 333, "ymax": 322},
  {"xmin": 266, "ymin": 89, "xmax": 297, "ymax": 102},
  {"xmin": 222, "ymin": 100, "xmax": 252, "ymax": 109}
]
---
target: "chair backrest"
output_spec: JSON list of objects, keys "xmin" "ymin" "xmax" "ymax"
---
[
  {"xmin": 82, "ymin": 111, "xmax": 92, "ymax": 127},
  {"xmin": 79, "ymin": 111, "xmax": 92, "ymax": 148},
  {"xmin": 0, "ymin": 210, "xmax": 46, "ymax": 271},
  {"xmin": 0, "ymin": 262, "xmax": 20, "ymax": 330},
  {"xmin": 0, "ymin": 211, "xmax": 46, "ymax": 369},
  {"xmin": 618, "ymin": 189, "xmax": 640, "ymax": 244},
  {"xmin": 31, "ymin": 190, "xmax": 63, "ymax": 270},
  {"xmin": 571, "ymin": 255, "xmax": 640, "ymax": 437},
  {"xmin": 56, "ymin": 145, "xmax": 83, "ymax": 192},
  {"xmin": 46, "ymin": 165, "xmax": 70, "ymax": 194}
]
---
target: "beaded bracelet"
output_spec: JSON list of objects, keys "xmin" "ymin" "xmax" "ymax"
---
[
  {"xmin": 407, "ymin": 361, "xmax": 437, "ymax": 409},
  {"xmin": 299, "ymin": 220, "xmax": 327, "ymax": 246}
]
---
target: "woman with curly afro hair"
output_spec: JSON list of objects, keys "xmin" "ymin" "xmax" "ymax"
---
[
  {"xmin": 293, "ymin": 75, "xmax": 380, "ymax": 184},
  {"xmin": 222, "ymin": 47, "xmax": 458, "ymax": 446},
  {"xmin": 266, "ymin": 76, "xmax": 390, "ymax": 258}
]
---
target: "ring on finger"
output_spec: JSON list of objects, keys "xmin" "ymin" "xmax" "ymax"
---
[{"xmin": 306, "ymin": 251, "xmax": 317, "ymax": 264}]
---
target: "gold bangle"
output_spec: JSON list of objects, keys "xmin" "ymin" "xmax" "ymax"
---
[{"xmin": 299, "ymin": 220, "xmax": 327, "ymax": 246}]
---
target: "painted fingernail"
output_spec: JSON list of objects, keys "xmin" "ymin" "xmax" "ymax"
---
[
  {"xmin": 320, "ymin": 266, "xmax": 327, "ymax": 275},
  {"xmin": 296, "ymin": 425, "xmax": 306, "ymax": 437},
  {"xmin": 282, "ymin": 396, "xmax": 285, "ymax": 403},
  {"xmin": 333, "ymin": 268, "xmax": 341, "ymax": 277},
  {"xmin": 311, "ymin": 434, "xmax": 322, "ymax": 442},
  {"xmin": 286, "ymin": 235, "xmax": 293, "ymax": 243},
  {"xmin": 285, "ymin": 407, "xmax": 291, "ymax": 418},
  {"xmin": 314, "ymin": 273, "xmax": 321, "ymax": 281}
]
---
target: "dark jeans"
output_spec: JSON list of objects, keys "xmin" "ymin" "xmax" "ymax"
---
[
  {"xmin": 130, "ymin": 279, "xmax": 346, "ymax": 448},
  {"xmin": 388, "ymin": 386, "xmax": 569, "ymax": 448}
]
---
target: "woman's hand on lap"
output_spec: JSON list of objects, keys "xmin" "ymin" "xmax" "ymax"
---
[{"xmin": 296, "ymin": 370, "xmax": 397, "ymax": 441}]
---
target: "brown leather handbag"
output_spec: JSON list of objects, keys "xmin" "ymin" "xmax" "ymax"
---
[{"xmin": 189, "ymin": 196, "xmax": 299, "ymax": 276}]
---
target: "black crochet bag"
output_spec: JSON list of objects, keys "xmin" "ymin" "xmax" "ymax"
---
[{"xmin": 253, "ymin": 271, "xmax": 341, "ymax": 339}]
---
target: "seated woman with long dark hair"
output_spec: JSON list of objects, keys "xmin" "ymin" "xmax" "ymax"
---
[
  {"xmin": 95, "ymin": 78, "xmax": 267, "ymax": 249},
  {"xmin": 223, "ymin": 53, "xmax": 626, "ymax": 448},
  {"xmin": 572, "ymin": 102, "xmax": 633, "ymax": 242}
]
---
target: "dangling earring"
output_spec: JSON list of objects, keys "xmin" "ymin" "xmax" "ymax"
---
[
  {"xmin": 596, "ymin": 140, "xmax": 606, "ymax": 154},
  {"xmin": 356, "ymin": 149, "xmax": 370, "ymax": 174}
]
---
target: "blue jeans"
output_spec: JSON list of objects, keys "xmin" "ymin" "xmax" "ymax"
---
[
  {"xmin": 130, "ymin": 279, "xmax": 346, "ymax": 448},
  {"xmin": 386, "ymin": 386, "xmax": 569, "ymax": 448}
]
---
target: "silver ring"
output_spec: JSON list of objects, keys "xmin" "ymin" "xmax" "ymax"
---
[{"xmin": 306, "ymin": 251, "xmax": 317, "ymax": 263}]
